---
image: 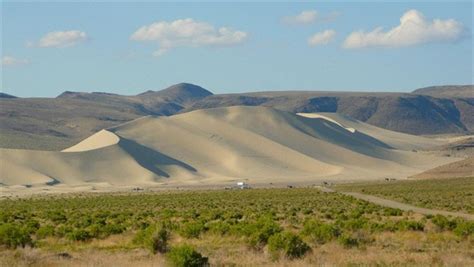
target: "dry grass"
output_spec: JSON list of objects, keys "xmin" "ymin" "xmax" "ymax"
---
[
  {"xmin": 2, "ymin": 232, "xmax": 472, "ymax": 267},
  {"xmin": 0, "ymin": 247, "xmax": 166, "ymax": 267}
]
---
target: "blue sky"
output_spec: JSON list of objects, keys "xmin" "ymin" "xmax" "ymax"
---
[{"xmin": 1, "ymin": 1, "xmax": 472, "ymax": 97}]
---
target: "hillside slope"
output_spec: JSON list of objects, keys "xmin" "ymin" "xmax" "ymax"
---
[
  {"xmin": 0, "ymin": 106, "xmax": 456, "ymax": 187},
  {"xmin": 413, "ymin": 85, "xmax": 473, "ymax": 98},
  {"xmin": 410, "ymin": 157, "xmax": 474, "ymax": 179}
]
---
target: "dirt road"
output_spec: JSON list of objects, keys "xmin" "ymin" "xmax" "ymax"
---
[{"xmin": 318, "ymin": 186, "xmax": 474, "ymax": 220}]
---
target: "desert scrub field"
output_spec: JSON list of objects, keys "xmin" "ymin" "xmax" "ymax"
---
[
  {"xmin": 335, "ymin": 177, "xmax": 474, "ymax": 214},
  {"xmin": 1, "ymin": 188, "xmax": 473, "ymax": 266}
]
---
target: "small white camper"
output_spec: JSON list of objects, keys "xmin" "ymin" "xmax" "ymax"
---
[{"xmin": 236, "ymin": 182, "xmax": 251, "ymax": 189}]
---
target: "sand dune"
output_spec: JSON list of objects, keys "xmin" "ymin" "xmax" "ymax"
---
[
  {"xmin": 62, "ymin": 129, "xmax": 120, "ymax": 152},
  {"xmin": 297, "ymin": 113, "xmax": 356, "ymax": 133},
  {"xmin": 0, "ymin": 106, "xmax": 458, "ymax": 188},
  {"xmin": 299, "ymin": 113, "xmax": 443, "ymax": 150}
]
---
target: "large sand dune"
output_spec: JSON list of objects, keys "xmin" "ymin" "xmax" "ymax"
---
[{"xmin": 0, "ymin": 106, "xmax": 457, "ymax": 188}]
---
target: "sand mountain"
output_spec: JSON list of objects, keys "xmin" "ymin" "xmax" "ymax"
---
[
  {"xmin": 0, "ymin": 106, "xmax": 455, "ymax": 187},
  {"xmin": 1, "ymin": 84, "xmax": 472, "ymax": 151}
]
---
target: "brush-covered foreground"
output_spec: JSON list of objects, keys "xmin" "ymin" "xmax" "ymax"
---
[
  {"xmin": 1, "ymin": 188, "xmax": 473, "ymax": 266},
  {"xmin": 335, "ymin": 177, "xmax": 474, "ymax": 214}
]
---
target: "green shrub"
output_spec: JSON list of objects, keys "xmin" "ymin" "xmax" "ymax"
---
[
  {"xmin": 167, "ymin": 244, "xmax": 209, "ymax": 267},
  {"xmin": 302, "ymin": 220, "xmax": 340, "ymax": 244},
  {"xmin": 47, "ymin": 211, "xmax": 67, "ymax": 223},
  {"xmin": 224, "ymin": 211, "xmax": 243, "ymax": 220},
  {"xmin": 180, "ymin": 221, "xmax": 206, "ymax": 238},
  {"xmin": 383, "ymin": 208, "xmax": 403, "ymax": 216},
  {"xmin": 207, "ymin": 221, "xmax": 231, "ymax": 235},
  {"xmin": 0, "ymin": 211, "xmax": 10, "ymax": 223},
  {"xmin": 149, "ymin": 227, "xmax": 170, "ymax": 253},
  {"xmin": 74, "ymin": 216, "xmax": 93, "ymax": 228},
  {"xmin": 134, "ymin": 224, "xmax": 170, "ymax": 253},
  {"xmin": 337, "ymin": 231, "xmax": 373, "ymax": 248},
  {"xmin": 66, "ymin": 228, "xmax": 91, "ymax": 241},
  {"xmin": 396, "ymin": 220, "xmax": 424, "ymax": 231},
  {"xmin": 339, "ymin": 218, "xmax": 369, "ymax": 231},
  {"xmin": 55, "ymin": 224, "xmax": 72, "ymax": 237},
  {"xmin": 103, "ymin": 223, "xmax": 126, "ymax": 236},
  {"xmin": 87, "ymin": 224, "xmax": 102, "ymax": 239},
  {"xmin": 25, "ymin": 219, "xmax": 40, "ymax": 234},
  {"xmin": 134, "ymin": 225, "xmax": 154, "ymax": 245},
  {"xmin": 338, "ymin": 234, "xmax": 358, "ymax": 248},
  {"xmin": 247, "ymin": 217, "xmax": 282, "ymax": 248},
  {"xmin": 453, "ymin": 221, "xmax": 474, "ymax": 237},
  {"xmin": 0, "ymin": 223, "xmax": 32, "ymax": 248},
  {"xmin": 267, "ymin": 232, "xmax": 310, "ymax": 260},
  {"xmin": 431, "ymin": 215, "xmax": 456, "ymax": 231},
  {"xmin": 36, "ymin": 225, "xmax": 55, "ymax": 239}
]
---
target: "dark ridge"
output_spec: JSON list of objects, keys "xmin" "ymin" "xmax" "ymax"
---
[
  {"xmin": 293, "ymin": 97, "xmax": 338, "ymax": 113},
  {"xmin": 0, "ymin": 92, "xmax": 18, "ymax": 98},
  {"xmin": 187, "ymin": 95, "xmax": 268, "ymax": 111},
  {"xmin": 138, "ymin": 83, "xmax": 213, "ymax": 105},
  {"xmin": 56, "ymin": 91, "xmax": 82, "ymax": 98},
  {"xmin": 91, "ymin": 92, "xmax": 121, "ymax": 96},
  {"xmin": 413, "ymin": 85, "xmax": 473, "ymax": 98}
]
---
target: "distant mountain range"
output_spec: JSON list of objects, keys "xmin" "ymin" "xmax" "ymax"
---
[{"xmin": 0, "ymin": 83, "xmax": 472, "ymax": 150}]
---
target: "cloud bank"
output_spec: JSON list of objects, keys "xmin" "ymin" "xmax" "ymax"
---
[
  {"xmin": 130, "ymin": 18, "xmax": 247, "ymax": 57},
  {"xmin": 343, "ymin": 10, "xmax": 465, "ymax": 49},
  {"xmin": 308, "ymin": 30, "xmax": 336, "ymax": 46},
  {"xmin": 35, "ymin": 30, "xmax": 88, "ymax": 48}
]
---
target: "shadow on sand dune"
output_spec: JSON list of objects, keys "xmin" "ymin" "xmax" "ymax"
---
[{"xmin": 118, "ymin": 137, "xmax": 197, "ymax": 178}]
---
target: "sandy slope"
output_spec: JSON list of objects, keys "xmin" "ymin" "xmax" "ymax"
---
[
  {"xmin": 0, "ymin": 106, "xmax": 457, "ymax": 188},
  {"xmin": 298, "ymin": 113, "xmax": 442, "ymax": 150},
  {"xmin": 62, "ymin": 129, "xmax": 120, "ymax": 152},
  {"xmin": 410, "ymin": 157, "xmax": 474, "ymax": 179}
]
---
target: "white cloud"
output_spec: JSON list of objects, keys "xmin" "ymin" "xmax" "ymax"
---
[
  {"xmin": 36, "ymin": 30, "xmax": 88, "ymax": 48},
  {"xmin": 343, "ymin": 10, "xmax": 465, "ymax": 49},
  {"xmin": 130, "ymin": 18, "xmax": 247, "ymax": 57},
  {"xmin": 152, "ymin": 49, "xmax": 168, "ymax": 57},
  {"xmin": 308, "ymin": 30, "xmax": 336, "ymax": 46},
  {"xmin": 2, "ymin": 56, "xmax": 29, "ymax": 66},
  {"xmin": 283, "ymin": 10, "xmax": 318, "ymax": 25},
  {"xmin": 282, "ymin": 10, "xmax": 340, "ymax": 25}
]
